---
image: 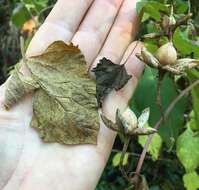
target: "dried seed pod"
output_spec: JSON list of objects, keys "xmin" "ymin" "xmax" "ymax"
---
[
  {"xmin": 143, "ymin": 32, "xmax": 162, "ymax": 39},
  {"xmin": 139, "ymin": 47, "xmax": 159, "ymax": 68},
  {"xmin": 162, "ymin": 65, "xmax": 182, "ymax": 75},
  {"xmin": 156, "ymin": 42, "xmax": 177, "ymax": 65},
  {"xmin": 119, "ymin": 107, "xmax": 138, "ymax": 135},
  {"xmin": 174, "ymin": 58, "xmax": 199, "ymax": 72},
  {"xmin": 168, "ymin": 15, "xmax": 176, "ymax": 26},
  {"xmin": 133, "ymin": 127, "xmax": 157, "ymax": 135},
  {"xmin": 100, "ymin": 114, "xmax": 118, "ymax": 132},
  {"xmin": 162, "ymin": 13, "xmax": 176, "ymax": 29}
]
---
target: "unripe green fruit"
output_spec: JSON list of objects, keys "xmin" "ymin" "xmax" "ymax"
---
[{"xmin": 156, "ymin": 42, "xmax": 177, "ymax": 65}]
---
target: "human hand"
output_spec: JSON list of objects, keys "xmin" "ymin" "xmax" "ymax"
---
[{"xmin": 0, "ymin": 0, "xmax": 144, "ymax": 189}]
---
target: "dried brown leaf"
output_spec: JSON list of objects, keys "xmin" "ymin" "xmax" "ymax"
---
[{"xmin": 4, "ymin": 41, "xmax": 100, "ymax": 145}]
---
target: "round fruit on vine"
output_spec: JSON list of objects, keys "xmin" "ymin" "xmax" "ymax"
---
[
  {"xmin": 120, "ymin": 107, "xmax": 138, "ymax": 135},
  {"xmin": 155, "ymin": 42, "xmax": 177, "ymax": 65}
]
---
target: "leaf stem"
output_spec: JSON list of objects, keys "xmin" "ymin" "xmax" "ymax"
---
[
  {"xmin": 119, "ymin": 136, "xmax": 131, "ymax": 181},
  {"xmin": 188, "ymin": 0, "xmax": 191, "ymax": 15},
  {"xmin": 156, "ymin": 71, "xmax": 165, "ymax": 120},
  {"xmin": 112, "ymin": 149, "xmax": 174, "ymax": 163},
  {"xmin": 132, "ymin": 79, "xmax": 199, "ymax": 187}
]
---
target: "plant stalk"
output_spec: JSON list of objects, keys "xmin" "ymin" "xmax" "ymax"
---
[{"xmin": 133, "ymin": 79, "xmax": 199, "ymax": 187}]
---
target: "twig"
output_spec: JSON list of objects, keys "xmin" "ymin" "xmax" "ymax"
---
[
  {"xmin": 156, "ymin": 70, "xmax": 165, "ymax": 120},
  {"xmin": 132, "ymin": 79, "xmax": 199, "ymax": 186},
  {"xmin": 188, "ymin": 0, "xmax": 191, "ymax": 15},
  {"xmin": 172, "ymin": 13, "xmax": 193, "ymax": 32},
  {"xmin": 119, "ymin": 136, "xmax": 131, "ymax": 181},
  {"xmin": 112, "ymin": 149, "xmax": 173, "ymax": 163}
]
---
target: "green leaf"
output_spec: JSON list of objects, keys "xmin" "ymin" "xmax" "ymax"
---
[
  {"xmin": 130, "ymin": 66, "xmax": 187, "ymax": 146},
  {"xmin": 187, "ymin": 69, "xmax": 199, "ymax": 129},
  {"xmin": 92, "ymin": 58, "xmax": 131, "ymax": 107},
  {"xmin": 173, "ymin": 28, "xmax": 199, "ymax": 58},
  {"xmin": 138, "ymin": 123, "xmax": 162, "ymax": 161},
  {"xmin": 176, "ymin": 128, "xmax": 199, "ymax": 172},
  {"xmin": 34, "ymin": 0, "xmax": 48, "ymax": 11},
  {"xmin": 145, "ymin": 42, "xmax": 158, "ymax": 54},
  {"xmin": 176, "ymin": 1, "xmax": 188, "ymax": 14},
  {"xmin": 11, "ymin": 3, "xmax": 31, "ymax": 27},
  {"xmin": 183, "ymin": 172, "xmax": 199, "ymax": 190},
  {"xmin": 136, "ymin": 1, "xmax": 168, "ymax": 21},
  {"xmin": 4, "ymin": 41, "xmax": 100, "ymax": 145},
  {"xmin": 149, "ymin": 186, "xmax": 161, "ymax": 190},
  {"xmin": 112, "ymin": 153, "xmax": 129, "ymax": 167},
  {"xmin": 187, "ymin": 111, "xmax": 198, "ymax": 131},
  {"xmin": 22, "ymin": 0, "xmax": 48, "ymax": 11}
]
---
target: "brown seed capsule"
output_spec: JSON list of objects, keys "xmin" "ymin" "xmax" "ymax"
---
[
  {"xmin": 169, "ymin": 15, "xmax": 176, "ymax": 26},
  {"xmin": 133, "ymin": 127, "xmax": 157, "ymax": 135},
  {"xmin": 156, "ymin": 42, "xmax": 177, "ymax": 65},
  {"xmin": 162, "ymin": 14, "xmax": 176, "ymax": 29},
  {"xmin": 140, "ymin": 47, "xmax": 159, "ymax": 68},
  {"xmin": 119, "ymin": 108, "xmax": 138, "ymax": 135},
  {"xmin": 174, "ymin": 58, "xmax": 199, "ymax": 72}
]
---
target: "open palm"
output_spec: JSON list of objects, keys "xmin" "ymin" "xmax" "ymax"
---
[{"xmin": 0, "ymin": 0, "xmax": 143, "ymax": 189}]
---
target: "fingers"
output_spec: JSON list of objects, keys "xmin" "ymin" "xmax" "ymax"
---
[
  {"xmin": 102, "ymin": 41, "xmax": 144, "ymax": 121},
  {"xmin": 90, "ymin": 0, "xmax": 140, "ymax": 71},
  {"xmin": 121, "ymin": 41, "xmax": 144, "ymax": 78},
  {"xmin": 26, "ymin": 0, "xmax": 94, "ymax": 57},
  {"xmin": 93, "ymin": 41, "xmax": 144, "ymax": 189},
  {"xmin": 72, "ymin": 0, "xmax": 124, "ymax": 65}
]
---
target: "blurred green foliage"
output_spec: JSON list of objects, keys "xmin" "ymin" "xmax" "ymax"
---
[{"xmin": 0, "ymin": 0, "xmax": 199, "ymax": 190}]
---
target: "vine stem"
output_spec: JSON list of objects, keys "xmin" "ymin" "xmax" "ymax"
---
[
  {"xmin": 132, "ymin": 79, "xmax": 199, "ymax": 187},
  {"xmin": 156, "ymin": 70, "xmax": 165, "ymax": 120},
  {"xmin": 119, "ymin": 136, "xmax": 131, "ymax": 181}
]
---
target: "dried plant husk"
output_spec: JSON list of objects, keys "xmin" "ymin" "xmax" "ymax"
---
[
  {"xmin": 118, "ymin": 107, "xmax": 138, "ymax": 135},
  {"xmin": 156, "ymin": 42, "xmax": 177, "ymax": 65},
  {"xmin": 172, "ymin": 58, "xmax": 199, "ymax": 72},
  {"xmin": 4, "ymin": 41, "xmax": 100, "ymax": 145},
  {"xmin": 162, "ymin": 58, "xmax": 199, "ymax": 74},
  {"xmin": 139, "ymin": 47, "xmax": 159, "ymax": 68},
  {"xmin": 4, "ymin": 66, "xmax": 39, "ymax": 109},
  {"xmin": 101, "ymin": 108, "xmax": 157, "ymax": 136},
  {"xmin": 92, "ymin": 58, "xmax": 132, "ymax": 107},
  {"xmin": 162, "ymin": 15, "xmax": 176, "ymax": 29}
]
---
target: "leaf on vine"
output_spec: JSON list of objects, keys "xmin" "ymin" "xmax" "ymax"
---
[
  {"xmin": 92, "ymin": 58, "xmax": 132, "ymax": 107},
  {"xmin": 138, "ymin": 123, "xmax": 162, "ymax": 161},
  {"xmin": 4, "ymin": 41, "xmax": 100, "ymax": 145},
  {"xmin": 176, "ymin": 127, "xmax": 199, "ymax": 172},
  {"xmin": 188, "ymin": 69, "xmax": 199, "ymax": 129},
  {"xmin": 173, "ymin": 28, "xmax": 199, "ymax": 58},
  {"xmin": 183, "ymin": 172, "xmax": 199, "ymax": 190},
  {"xmin": 112, "ymin": 152, "xmax": 129, "ymax": 167},
  {"xmin": 130, "ymin": 66, "xmax": 187, "ymax": 146}
]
